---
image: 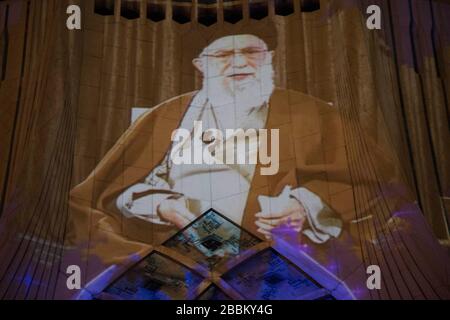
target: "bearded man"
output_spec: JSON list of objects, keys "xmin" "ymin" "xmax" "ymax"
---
[
  {"xmin": 113, "ymin": 33, "xmax": 343, "ymax": 243},
  {"xmin": 66, "ymin": 30, "xmax": 347, "ymax": 285}
]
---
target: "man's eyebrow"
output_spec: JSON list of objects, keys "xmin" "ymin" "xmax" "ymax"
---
[
  {"xmin": 241, "ymin": 45, "xmax": 267, "ymax": 51},
  {"xmin": 202, "ymin": 49, "xmax": 233, "ymax": 56},
  {"xmin": 207, "ymin": 48, "xmax": 234, "ymax": 55}
]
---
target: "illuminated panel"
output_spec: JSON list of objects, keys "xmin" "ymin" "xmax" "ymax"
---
[
  {"xmin": 222, "ymin": 248, "xmax": 331, "ymax": 300},
  {"xmin": 163, "ymin": 209, "xmax": 261, "ymax": 269},
  {"xmin": 104, "ymin": 252, "xmax": 204, "ymax": 300},
  {"xmin": 197, "ymin": 284, "xmax": 231, "ymax": 300}
]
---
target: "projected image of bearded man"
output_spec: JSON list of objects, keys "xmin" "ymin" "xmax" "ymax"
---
[
  {"xmin": 68, "ymin": 31, "xmax": 345, "ymax": 269},
  {"xmin": 112, "ymin": 34, "xmax": 342, "ymax": 243}
]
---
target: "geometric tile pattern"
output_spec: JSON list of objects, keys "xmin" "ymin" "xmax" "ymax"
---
[
  {"xmin": 163, "ymin": 209, "xmax": 261, "ymax": 269},
  {"xmin": 222, "ymin": 248, "xmax": 328, "ymax": 300},
  {"xmin": 197, "ymin": 284, "xmax": 231, "ymax": 300},
  {"xmin": 104, "ymin": 252, "xmax": 204, "ymax": 300},
  {"xmin": 101, "ymin": 209, "xmax": 335, "ymax": 300}
]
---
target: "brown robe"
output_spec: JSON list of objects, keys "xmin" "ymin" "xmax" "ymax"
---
[{"xmin": 62, "ymin": 89, "xmax": 449, "ymax": 299}]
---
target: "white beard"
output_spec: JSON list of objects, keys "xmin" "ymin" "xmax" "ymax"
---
[{"xmin": 204, "ymin": 65, "xmax": 275, "ymax": 117}]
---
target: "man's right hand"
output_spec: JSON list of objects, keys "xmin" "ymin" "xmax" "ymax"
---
[{"xmin": 157, "ymin": 197, "xmax": 197, "ymax": 229}]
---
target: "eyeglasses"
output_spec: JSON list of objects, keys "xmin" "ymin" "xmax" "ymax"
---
[{"xmin": 201, "ymin": 48, "xmax": 270, "ymax": 62}]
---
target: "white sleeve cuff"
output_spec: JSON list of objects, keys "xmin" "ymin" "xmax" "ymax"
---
[{"xmin": 116, "ymin": 183, "xmax": 173, "ymax": 225}]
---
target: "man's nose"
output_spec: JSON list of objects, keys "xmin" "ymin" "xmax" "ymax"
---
[{"xmin": 232, "ymin": 53, "xmax": 247, "ymax": 68}]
